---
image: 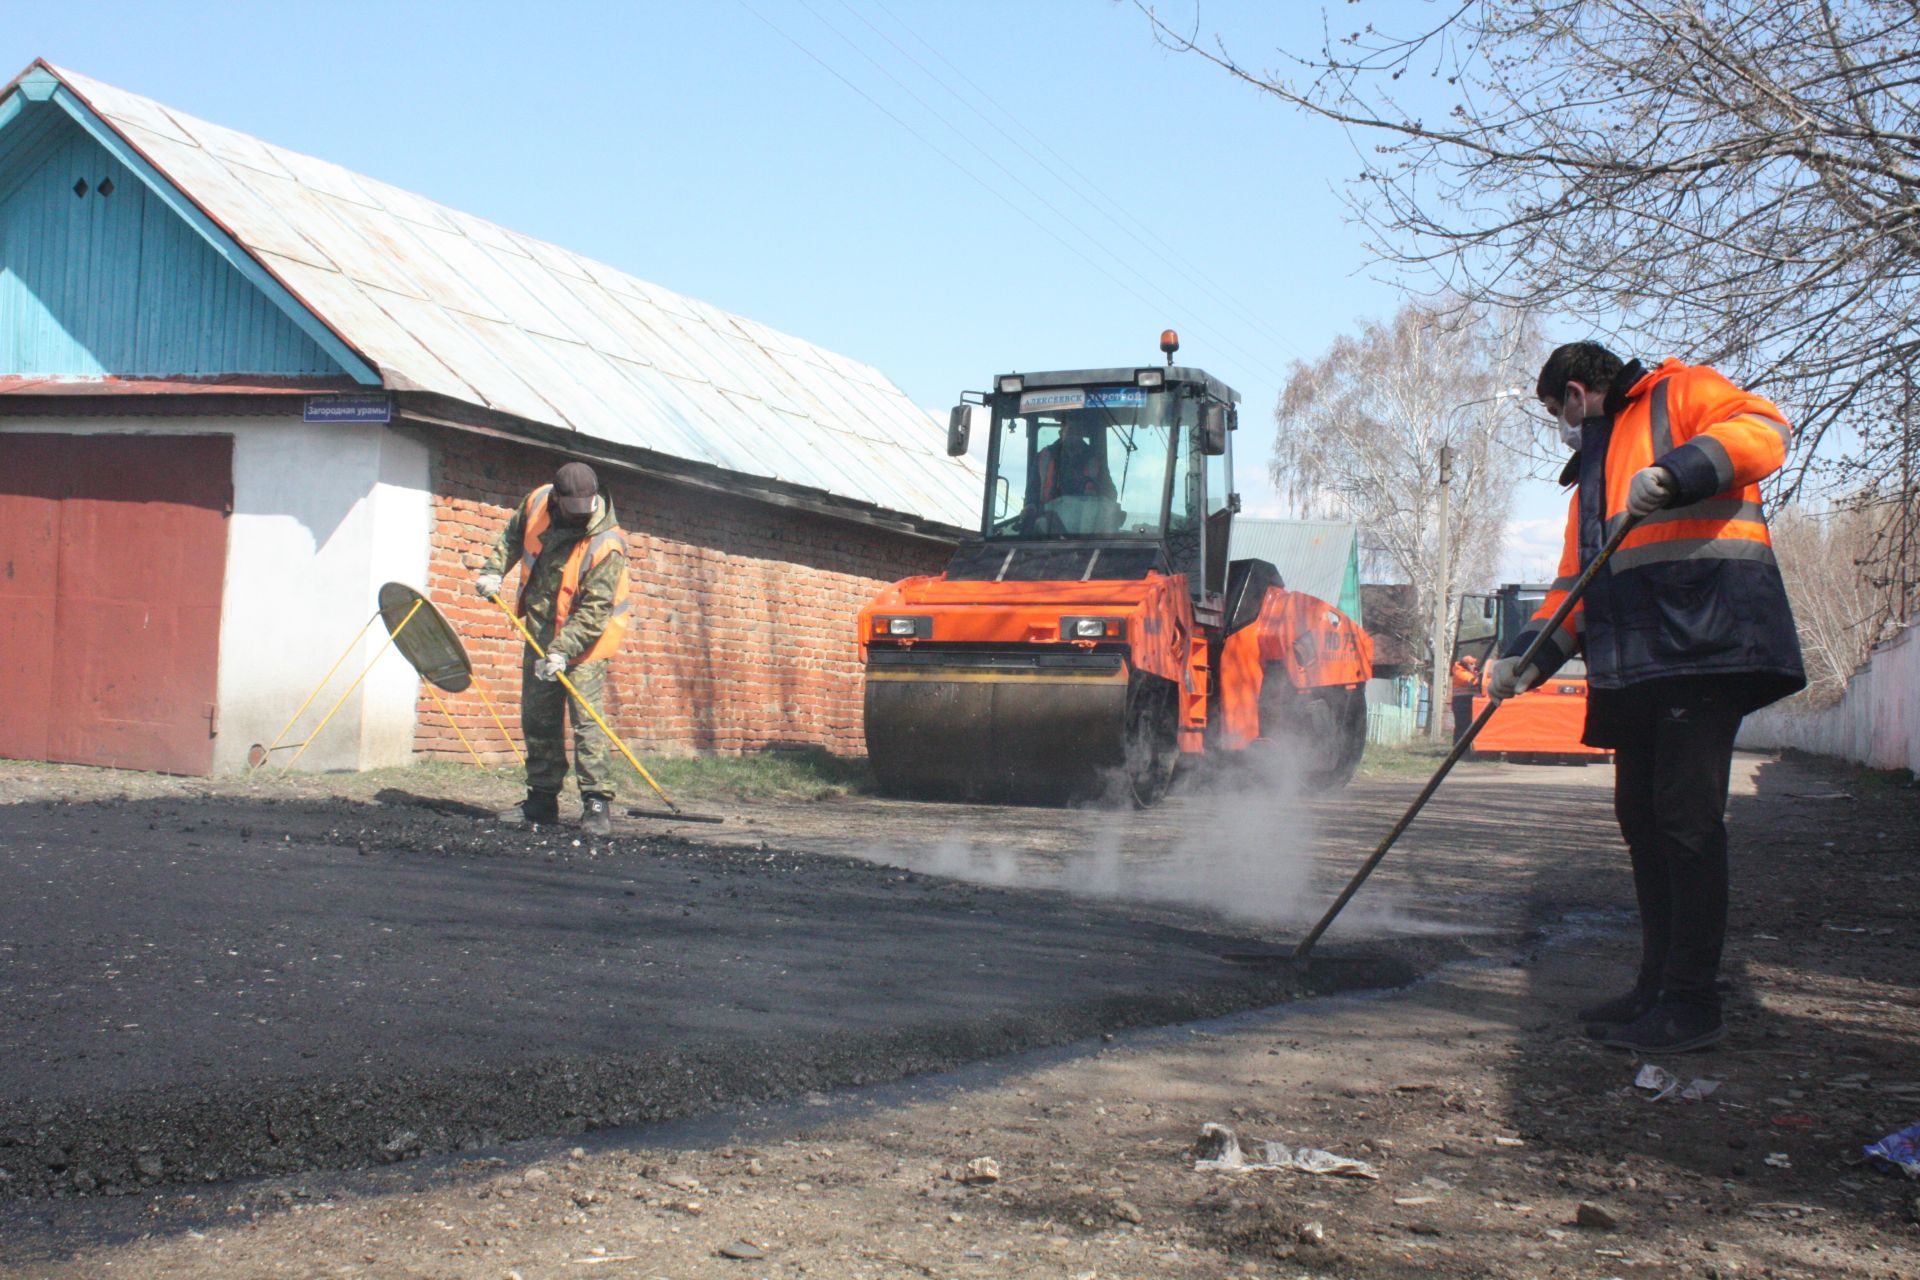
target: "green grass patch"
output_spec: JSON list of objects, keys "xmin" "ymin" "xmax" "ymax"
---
[
  {"xmin": 1356, "ymin": 738, "xmax": 1469, "ymax": 779},
  {"xmin": 607, "ymin": 747, "xmax": 873, "ymax": 802}
]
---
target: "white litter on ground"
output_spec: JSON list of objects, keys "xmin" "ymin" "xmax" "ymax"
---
[
  {"xmin": 1635, "ymin": 1063, "xmax": 1722, "ymax": 1102},
  {"xmin": 1192, "ymin": 1122, "xmax": 1379, "ymax": 1179}
]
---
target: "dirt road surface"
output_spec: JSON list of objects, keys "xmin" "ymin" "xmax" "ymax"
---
[{"xmin": 1, "ymin": 749, "xmax": 1915, "ymax": 1278}]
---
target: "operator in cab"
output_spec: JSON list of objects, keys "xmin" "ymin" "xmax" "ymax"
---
[{"xmin": 1024, "ymin": 420, "xmax": 1122, "ymax": 535}]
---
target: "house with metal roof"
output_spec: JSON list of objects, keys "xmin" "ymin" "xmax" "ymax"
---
[
  {"xmin": 0, "ymin": 60, "xmax": 980, "ymax": 775},
  {"xmin": 1226, "ymin": 517, "xmax": 1363, "ymax": 624}
]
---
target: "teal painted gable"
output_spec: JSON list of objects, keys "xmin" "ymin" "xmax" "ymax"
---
[
  {"xmin": 1338, "ymin": 541, "xmax": 1363, "ymax": 627},
  {"xmin": 0, "ymin": 105, "xmax": 343, "ymax": 378}
]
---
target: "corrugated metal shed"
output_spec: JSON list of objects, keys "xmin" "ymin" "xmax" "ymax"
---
[
  {"xmin": 3, "ymin": 61, "xmax": 983, "ymax": 532},
  {"xmin": 1229, "ymin": 517, "xmax": 1363, "ymax": 623}
]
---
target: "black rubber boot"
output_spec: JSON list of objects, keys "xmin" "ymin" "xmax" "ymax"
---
[
  {"xmin": 1597, "ymin": 1000, "xmax": 1726, "ymax": 1054},
  {"xmin": 498, "ymin": 789, "xmax": 560, "ymax": 826},
  {"xmin": 580, "ymin": 794, "xmax": 612, "ymax": 838},
  {"xmin": 1579, "ymin": 985, "xmax": 1660, "ymax": 1031}
]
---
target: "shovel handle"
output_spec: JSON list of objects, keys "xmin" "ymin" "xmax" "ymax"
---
[
  {"xmin": 1292, "ymin": 513, "xmax": 1644, "ymax": 962},
  {"xmin": 486, "ymin": 593, "xmax": 679, "ymax": 813}
]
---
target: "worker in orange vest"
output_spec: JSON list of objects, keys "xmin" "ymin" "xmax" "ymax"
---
[
  {"xmin": 1449, "ymin": 653, "xmax": 1481, "ymax": 742},
  {"xmin": 475, "ymin": 462, "xmax": 631, "ymax": 836},
  {"xmin": 1489, "ymin": 342, "xmax": 1804, "ymax": 1053}
]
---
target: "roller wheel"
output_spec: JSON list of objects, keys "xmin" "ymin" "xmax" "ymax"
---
[
  {"xmin": 1303, "ymin": 686, "xmax": 1368, "ymax": 790},
  {"xmin": 1121, "ymin": 676, "xmax": 1179, "ymax": 807}
]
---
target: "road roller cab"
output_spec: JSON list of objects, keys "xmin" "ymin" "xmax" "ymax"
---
[{"xmin": 859, "ymin": 337, "xmax": 1371, "ymax": 804}]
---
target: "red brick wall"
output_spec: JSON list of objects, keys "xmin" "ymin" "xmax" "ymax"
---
[{"xmin": 419, "ymin": 428, "xmax": 953, "ymax": 762}]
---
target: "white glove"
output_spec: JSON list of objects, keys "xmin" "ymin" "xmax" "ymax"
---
[
  {"xmin": 1486, "ymin": 656, "xmax": 1540, "ymax": 701},
  {"xmin": 534, "ymin": 651, "xmax": 567, "ymax": 682},
  {"xmin": 1626, "ymin": 466, "xmax": 1676, "ymax": 517},
  {"xmin": 475, "ymin": 571, "xmax": 503, "ymax": 600}
]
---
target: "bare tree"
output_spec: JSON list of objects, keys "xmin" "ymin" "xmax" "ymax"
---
[
  {"xmin": 1272, "ymin": 300, "xmax": 1540, "ymax": 717},
  {"xmin": 1773, "ymin": 502, "xmax": 1887, "ymax": 704},
  {"xmin": 1140, "ymin": 1, "xmax": 1920, "ymax": 513}
]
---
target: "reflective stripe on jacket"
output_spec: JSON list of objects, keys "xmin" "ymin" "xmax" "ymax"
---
[
  {"xmin": 513, "ymin": 485, "xmax": 631, "ymax": 666},
  {"xmin": 1508, "ymin": 359, "xmax": 1804, "ymax": 710}
]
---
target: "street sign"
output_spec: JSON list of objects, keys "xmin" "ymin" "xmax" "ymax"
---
[{"xmin": 303, "ymin": 393, "xmax": 392, "ymax": 424}]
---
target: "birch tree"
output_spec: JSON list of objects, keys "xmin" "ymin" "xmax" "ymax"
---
[
  {"xmin": 1272, "ymin": 300, "xmax": 1541, "ymax": 686},
  {"xmin": 1773, "ymin": 502, "xmax": 1886, "ymax": 703}
]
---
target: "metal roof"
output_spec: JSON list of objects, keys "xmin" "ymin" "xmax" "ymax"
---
[
  {"xmin": 15, "ymin": 62, "xmax": 983, "ymax": 533},
  {"xmin": 1000, "ymin": 366, "xmax": 1242, "ymax": 404},
  {"xmin": 1229, "ymin": 517, "xmax": 1363, "ymax": 622}
]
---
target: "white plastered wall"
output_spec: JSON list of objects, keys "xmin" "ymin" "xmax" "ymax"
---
[
  {"xmin": 1739, "ymin": 621, "xmax": 1920, "ymax": 775},
  {"xmin": 0, "ymin": 414, "xmax": 431, "ymax": 774}
]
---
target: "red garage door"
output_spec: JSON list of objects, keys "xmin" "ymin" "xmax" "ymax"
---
[{"xmin": 0, "ymin": 434, "xmax": 231, "ymax": 775}]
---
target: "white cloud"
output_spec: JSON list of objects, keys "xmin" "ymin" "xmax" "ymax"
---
[{"xmin": 1499, "ymin": 515, "xmax": 1567, "ymax": 584}]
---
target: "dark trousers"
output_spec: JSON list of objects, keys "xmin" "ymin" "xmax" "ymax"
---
[
  {"xmin": 1451, "ymin": 692, "xmax": 1476, "ymax": 743},
  {"xmin": 1595, "ymin": 680, "xmax": 1744, "ymax": 1009}
]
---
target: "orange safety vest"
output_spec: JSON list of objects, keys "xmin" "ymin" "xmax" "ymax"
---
[
  {"xmin": 516, "ymin": 485, "xmax": 631, "ymax": 666},
  {"xmin": 1037, "ymin": 441, "xmax": 1108, "ymax": 499}
]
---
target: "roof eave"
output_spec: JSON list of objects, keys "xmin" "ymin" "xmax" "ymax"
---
[{"xmin": 393, "ymin": 392, "xmax": 971, "ymax": 547}]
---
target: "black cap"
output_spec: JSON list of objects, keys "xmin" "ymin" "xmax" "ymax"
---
[{"xmin": 553, "ymin": 462, "xmax": 598, "ymax": 520}]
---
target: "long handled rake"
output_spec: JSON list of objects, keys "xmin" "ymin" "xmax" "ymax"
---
[
  {"xmin": 1291, "ymin": 513, "xmax": 1643, "ymax": 964},
  {"xmin": 486, "ymin": 593, "xmax": 723, "ymax": 824}
]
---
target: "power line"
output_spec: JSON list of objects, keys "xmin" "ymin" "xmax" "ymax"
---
[
  {"xmin": 737, "ymin": 0, "xmax": 1296, "ymax": 388},
  {"xmin": 791, "ymin": 0, "xmax": 1294, "ymax": 385},
  {"xmin": 863, "ymin": 0, "xmax": 1310, "ymax": 364}
]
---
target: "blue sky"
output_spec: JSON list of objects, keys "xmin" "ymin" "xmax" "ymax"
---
[{"xmin": 9, "ymin": 0, "xmax": 1568, "ymax": 580}]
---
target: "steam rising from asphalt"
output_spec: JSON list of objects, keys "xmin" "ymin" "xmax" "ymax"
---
[
  {"xmin": 858, "ymin": 734, "xmax": 1476, "ymax": 940},
  {"xmin": 861, "ymin": 734, "xmax": 1329, "ymax": 929}
]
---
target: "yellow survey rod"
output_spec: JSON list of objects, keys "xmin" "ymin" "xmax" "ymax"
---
[
  {"xmin": 425, "ymin": 684, "xmax": 488, "ymax": 770},
  {"xmin": 251, "ymin": 610, "xmax": 380, "ymax": 771},
  {"xmin": 284, "ymin": 599, "xmax": 422, "ymax": 770},
  {"xmin": 468, "ymin": 676, "xmax": 525, "ymax": 766},
  {"xmin": 485, "ymin": 592, "xmax": 681, "ymax": 814}
]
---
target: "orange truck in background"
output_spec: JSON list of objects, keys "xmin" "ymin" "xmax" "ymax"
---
[{"xmin": 1452, "ymin": 584, "xmax": 1611, "ymax": 763}]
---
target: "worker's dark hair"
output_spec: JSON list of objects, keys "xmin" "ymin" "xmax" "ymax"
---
[{"xmin": 1536, "ymin": 342, "xmax": 1625, "ymax": 403}]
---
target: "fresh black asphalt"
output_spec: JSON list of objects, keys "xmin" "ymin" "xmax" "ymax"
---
[{"xmin": 0, "ymin": 791, "xmax": 1426, "ymax": 1199}]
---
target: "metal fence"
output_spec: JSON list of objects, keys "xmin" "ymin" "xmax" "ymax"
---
[{"xmin": 1366, "ymin": 703, "xmax": 1419, "ymax": 747}]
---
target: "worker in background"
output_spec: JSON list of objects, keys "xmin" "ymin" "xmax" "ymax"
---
[
  {"xmin": 1449, "ymin": 653, "xmax": 1480, "ymax": 743},
  {"xmin": 1488, "ymin": 342, "xmax": 1804, "ymax": 1053},
  {"xmin": 474, "ymin": 461, "xmax": 631, "ymax": 837}
]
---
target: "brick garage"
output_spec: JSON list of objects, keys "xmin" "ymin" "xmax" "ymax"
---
[
  {"xmin": 0, "ymin": 63, "xmax": 981, "ymax": 775},
  {"xmin": 414, "ymin": 427, "xmax": 952, "ymax": 762}
]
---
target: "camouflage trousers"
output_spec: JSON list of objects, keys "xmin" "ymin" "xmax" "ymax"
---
[{"xmin": 520, "ymin": 649, "xmax": 614, "ymax": 798}]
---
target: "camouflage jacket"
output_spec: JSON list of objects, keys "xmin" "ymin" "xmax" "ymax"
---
[{"xmin": 483, "ymin": 491, "xmax": 627, "ymax": 661}]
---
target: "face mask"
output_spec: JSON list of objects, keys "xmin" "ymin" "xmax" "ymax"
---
[{"xmin": 1553, "ymin": 386, "xmax": 1587, "ymax": 450}]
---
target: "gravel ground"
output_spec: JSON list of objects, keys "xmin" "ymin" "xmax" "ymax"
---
[{"xmin": 3, "ymin": 748, "xmax": 1915, "ymax": 1278}]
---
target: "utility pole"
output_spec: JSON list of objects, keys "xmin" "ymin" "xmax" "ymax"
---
[
  {"xmin": 1428, "ymin": 443, "xmax": 1454, "ymax": 742},
  {"xmin": 1901, "ymin": 367, "xmax": 1913, "ymax": 626}
]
